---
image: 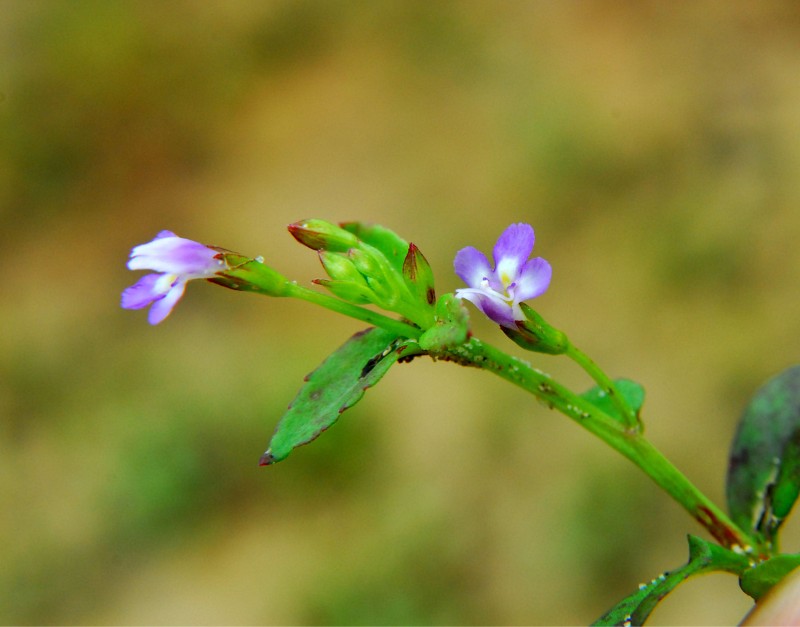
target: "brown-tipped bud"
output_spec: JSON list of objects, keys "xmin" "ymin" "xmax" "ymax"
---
[
  {"xmin": 402, "ymin": 242, "xmax": 436, "ymax": 307},
  {"xmin": 288, "ymin": 219, "xmax": 359, "ymax": 253}
]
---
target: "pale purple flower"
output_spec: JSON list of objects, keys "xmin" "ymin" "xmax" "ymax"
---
[
  {"xmin": 122, "ymin": 230, "xmax": 224, "ymax": 324},
  {"xmin": 454, "ymin": 223, "xmax": 552, "ymax": 328}
]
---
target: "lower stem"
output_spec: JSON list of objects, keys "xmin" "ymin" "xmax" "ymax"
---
[{"xmin": 442, "ymin": 337, "xmax": 760, "ymax": 554}]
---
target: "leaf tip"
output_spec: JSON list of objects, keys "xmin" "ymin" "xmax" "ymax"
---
[{"xmin": 259, "ymin": 450, "xmax": 276, "ymax": 466}]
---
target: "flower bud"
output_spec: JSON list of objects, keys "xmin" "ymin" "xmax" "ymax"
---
[
  {"xmin": 318, "ymin": 250, "xmax": 368, "ymax": 286},
  {"xmin": 403, "ymin": 243, "xmax": 436, "ymax": 307},
  {"xmin": 347, "ymin": 246, "xmax": 384, "ymax": 278},
  {"xmin": 312, "ymin": 279, "xmax": 373, "ymax": 304},
  {"xmin": 288, "ymin": 219, "xmax": 359, "ymax": 253}
]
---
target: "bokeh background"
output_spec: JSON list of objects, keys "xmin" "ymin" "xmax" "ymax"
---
[{"xmin": 3, "ymin": 1, "xmax": 800, "ymax": 624}]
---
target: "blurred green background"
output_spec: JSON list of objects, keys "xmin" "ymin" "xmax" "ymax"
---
[{"xmin": 2, "ymin": 1, "xmax": 800, "ymax": 624}]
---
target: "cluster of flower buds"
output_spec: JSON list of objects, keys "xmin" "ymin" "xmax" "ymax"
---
[{"xmin": 288, "ymin": 219, "xmax": 437, "ymax": 330}]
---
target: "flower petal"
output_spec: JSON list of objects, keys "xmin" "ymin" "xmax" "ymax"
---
[
  {"xmin": 127, "ymin": 233, "xmax": 222, "ymax": 276},
  {"xmin": 513, "ymin": 257, "xmax": 552, "ymax": 301},
  {"xmin": 455, "ymin": 287, "xmax": 515, "ymax": 327},
  {"xmin": 493, "ymin": 223, "xmax": 535, "ymax": 284},
  {"xmin": 147, "ymin": 281, "xmax": 187, "ymax": 325},
  {"xmin": 121, "ymin": 274, "xmax": 164, "ymax": 310},
  {"xmin": 454, "ymin": 246, "xmax": 492, "ymax": 288}
]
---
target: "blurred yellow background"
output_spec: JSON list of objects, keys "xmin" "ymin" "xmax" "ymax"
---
[{"xmin": 3, "ymin": 1, "xmax": 800, "ymax": 624}]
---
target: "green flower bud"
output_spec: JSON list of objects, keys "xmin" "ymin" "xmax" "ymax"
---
[
  {"xmin": 288, "ymin": 219, "xmax": 360, "ymax": 253},
  {"xmin": 402, "ymin": 243, "xmax": 436, "ymax": 308},
  {"xmin": 312, "ymin": 279, "xmax": 373, "ymax": 304},
  {"xmin": 318, "ymin": 251, "xmax": 369, "ymax": 286},
  {"xmin": 348, "ymin": 246, "xmax": 384, "ymax": 279}
]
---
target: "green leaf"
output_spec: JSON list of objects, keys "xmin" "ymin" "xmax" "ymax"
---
[
  {"xmin": 580, "ymin": 379, "xmax": 645, "ymax": 424},
  {"xmin": 260, "ymin": 327, "xmax": 412, "ymax": 465},
  {"xmin": 340, "ymin": 221, "xmax": 409, "ymax": 273},
  {"xmin": 740, "ymin": 553, "xmax": 800, "ymax": 600},
  {"xmin": 593, "ymin": 535, "xmax": 750, "ymax": 626},
  {"xmin": 726, "ymin": 365, "xmax": 800, "ymax": 547}
]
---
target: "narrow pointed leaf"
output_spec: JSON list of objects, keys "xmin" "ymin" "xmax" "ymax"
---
[
  {"xmin": 580, "ymin": 379, "xmax": 645, "ymax": 425},
  {"xmin": 727, "ymin": 365, "xmax": 800, "ymax": 546},
  {"xmin": 260, "ymin": 327, "xmax": 414, "ymax": 465},
  {"xmin": 740, "ymin": 553, "xmax": 800, "ymax": 601},
  {"xmin": 593, "ymin": 535, "xmax": 750, "ymax": 626}
]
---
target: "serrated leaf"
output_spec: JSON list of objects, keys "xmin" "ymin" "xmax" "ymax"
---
[
  {"xmin": 580, "ymin": 379, "xmax": 645, "ymax": 424},
  {"xmin": 593, "ymin": 535, "xmax": 750, "ymax": 626},
  {"xmin": 726, "ymin": 365, "xmax": 800, "ymax": 547},
  {"xmin": 260, "ymin": 327, "xmax": 411, "ymax": 465},
  {"xmin": 740, "ymin": 553, "xmax": 800, "ymax": 600},
  {"xmin": 340, "ymin": 222, "xmax": 409, "ymax": 273}
]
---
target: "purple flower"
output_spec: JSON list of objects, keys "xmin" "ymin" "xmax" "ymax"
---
[
  {"xmin": 454, "ymin": 223, "xmax": 552, "ymax": 328},
  {"xmin": 122, "ymin": 231, "xmax": 224, "ymax": 324}
]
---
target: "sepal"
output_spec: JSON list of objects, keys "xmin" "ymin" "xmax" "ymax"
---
[
  {"xmin": 502, "ymin": 303, "xmax": 569, "ymax": 355},
  {"xmin": 207, "ymin": 249, "xmax": 291, "ymax": 297}
]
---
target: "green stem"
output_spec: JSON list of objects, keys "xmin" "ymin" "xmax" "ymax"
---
[
  {"xmin": 565, "ymin": 342, "xmax": 641, "ymax": 431},
  {"xmin": 287, "ymin": 283, "xmax": 422, "ymax": 339},
  {"xmin": 441, "ymin": 337, "xmax": 761, "ymax": 554}
]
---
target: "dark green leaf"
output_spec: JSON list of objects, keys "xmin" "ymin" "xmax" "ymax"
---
[
  {"xmin": 340, "ymin": 222, "xmax": 409, "ymax": 273},
  {"xmin": 726, "ymin": 365, "xmax": 800, "ymax": 546},
  {"xmin": 593, "ymin": 535, "xmax": 750, "ymax": 626},
  {"xmin": 580, "ymin": 379, "xmax": 645, "ymax": 424},
  {"xmin": 740, "ymin": 553, "xmax": 800, "ymax": 600},
  {"xmin": 260, "ymin": 327, "xmax": 412, "ymax": 465}
]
